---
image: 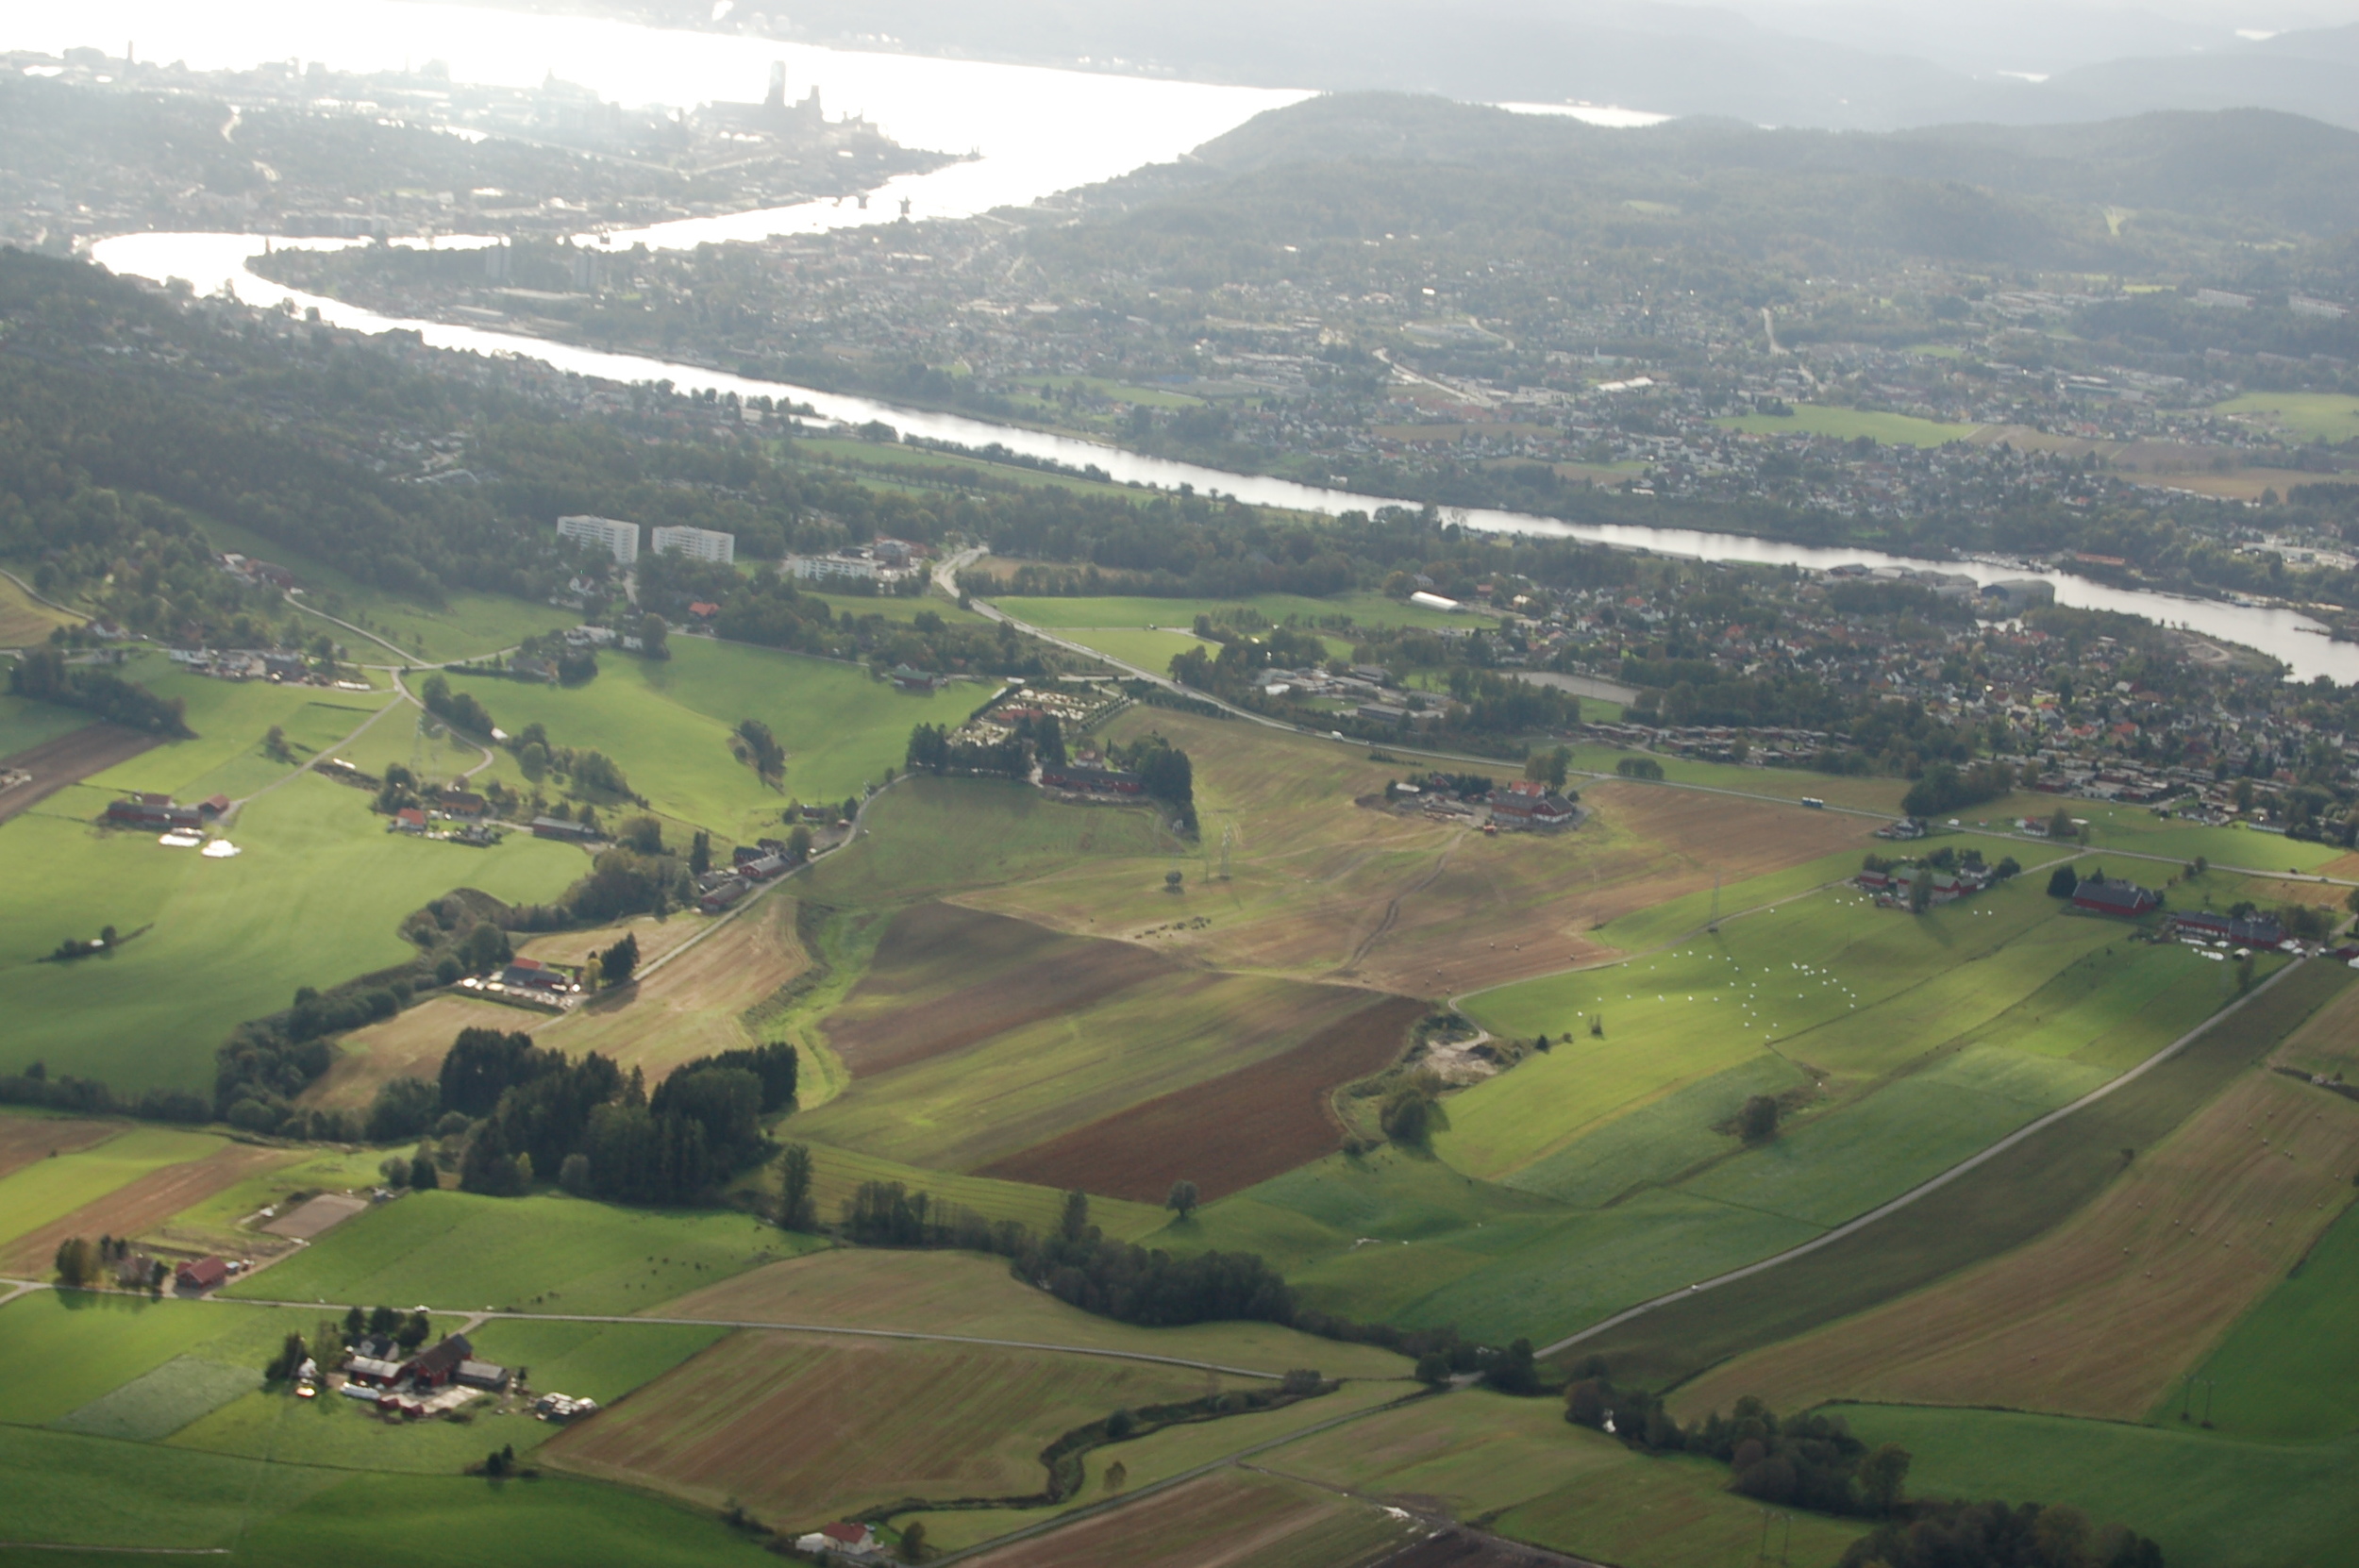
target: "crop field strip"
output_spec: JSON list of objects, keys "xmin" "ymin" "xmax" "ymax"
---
[
  {"xmin": 544, "ymin": 1328, "xmax": 1248, "ymax": 1527},
  {"xmin": 1562, "ymin": 958, "xmax": 2353, "ymax": 1389},
  {"xmin": 1669, "ymin": 977, "xmax": 2359, "ymax": 1423},
  {"xmin": 0, "ymin": 1115, "xmax": 119, "ymax": 1185},
  {"xmin": 958, "ymin": 1467, "xmax": 1421, "ymax": 1568},
  {"xmin": 979, "ymin": 993, "xmax": 1428, "ymax": 1202},
  {"xmin": 0, "ymin": 723, "xmax": 161, "ymax": 826}
]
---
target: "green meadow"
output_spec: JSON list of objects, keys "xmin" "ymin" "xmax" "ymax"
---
[
  {"xmin": 438, "ymin": 637, "xmax": 950, "ymax": 840},
  {"xmin": 797, "ymin": 776, "xmax": 1172, "ymax": 909},
  {"xmin": 2211, "ymin": 390, "xmax": 2359, "ymax": 446},
  {"xmin": 1843, "ymin": 1405, "xmax": 2359, "ymax": 1568},
  {"xmin": 1714, "ymin": 404, "xmax": 1981, "ymax": 446},
  {"xmin": 0, "ymin": 774, "xmax": 583, "ymax": 1092},
  {"xmin": 222, "ymin": 1190, "xmax": 823, "ymax": 1315},
  {"xmin": 993, "ymin": 590, "xmax": 1498, "ymax": 635},
  {"xmin": 1051, "ymin": 626, "xmax": 1213, "ymax": 676},
  {"xmin": 193, "ymin": 513, "xmax": 581, "ymax": 665},
  {"xmin": 0, "ymin": 1293, "xmax": 291, "ymax": 1426},
  {"xmin": 0, "ymin": 692, "xmax": 92, "ymax": 758},
  {"xmin": 0, "ymin": 1425, "xmax": 776, "ymax": 1564},
  {"xmin": 2179, "ymin": 1196, "xmax": 2359, "ymax": 1442}
]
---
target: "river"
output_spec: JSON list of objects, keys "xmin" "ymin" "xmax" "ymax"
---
[
  {"xmin": 17, "ymin": 0, "xmax": 2355, "ymax": 679},
  {"xmin": 90, "ymin": 231, "xmax": 2359, "ymax": 683}
]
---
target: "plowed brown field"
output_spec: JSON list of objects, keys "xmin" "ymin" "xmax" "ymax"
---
[
  {"xmin": 2, "ymin": 1141, "xmax": 292, "ymax": 1274},
  {"xmin": 825, "ymin": 903, "xmax": 1174, "ymax": 1076},
  {"xmin": 0, "ymin": 1115, "xmax": 116, "ymax": 1182},
  {"xmin": 0, "ymin": 725, "xmax": 161, "ymax": 825},
  {"xmin": 979, "ymin": 994, "xmax": 1425, "ymax": 1202},
  {"xmin": 1671, "ymin": 982, "xmax": 2359, "ymax": 1424}
]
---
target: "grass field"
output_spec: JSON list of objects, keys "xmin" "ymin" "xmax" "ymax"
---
[
  {"xmin": 992, "ymin": 591, "xmax": 1497, "ymax": 635},
  {"xmin": 192, "ymin": 512, "xmax": 581, "ymax": 666},
  {"xmin": 2186, "ymin": 1192, "xmax": 2359, "ymax": 1441},
  {"xmin": 1713, "ymin": 405, "xmax": 1981, "ymax": 446},
  {"xmin": 795, "ymin": 1142, "xmax": 1169, "ymax": 1242},
  {"xmin": 798, "ymin": 776, "xmax": 1172, "ymax": 909},
  {"xmin": 547, "ymin": 1328, "xmax": 1234, "ymax": 1527},
  {"xmin": 0, "ymin": 572, "xmax": 79, "ymax": 647},
  {"xmin": 1052, "ymin": 626, "xmax": 1213, "ymax": 676},
  {"xmin": 0, "ymin": 773, "xmax": 584, "ymax": 1092},
  {"xmin": 220, "ymin": 1190, "xmax": 820, "ymax": 1315},
  {"xmin": 0, "ymin": 1293, "xmax": 295, "ymax": 1426},
  {"xmin": 2212, "ymin": 390, "xmax": 2359, "ymax": 445},
  {"xmin": 1268, "ymin": 1389, "xmax": 1866, "ymax": 1568},
  {"xmin": 1672, "ymin": 987, "xmax": 2359, "ymax": 1423},
  {"xmin": 960, "ymin": 1469, "xmax": 1417, "ymax": 1568},
  {"xmin": 1841, "ymin": 1406, "xmax": 2359, "ymax": 1568},
  {"xmin": 437, "ymin": 637, "xmax": 940, "ymax": 840},
  {"xmin": 900, "ymin": 1379, "xmax": 1411, "ymax": 1554},
  {"xmin": 0, "ymin": 692, "xmax": 93, "ymax": 759},
  {"xmin": 654, "ymin": 1248, "xmax": 1413, "ymax": 1379},
  {"xmin": 1569, "ymin": 959, "xmax": 2352, "ymax": 1390}
]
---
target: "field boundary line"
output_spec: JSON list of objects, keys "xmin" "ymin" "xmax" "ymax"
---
[
  {"xmin": 0, "ymin": 1546, "xmax": 227, "ymax": 1557},
  {"xmin": 221, "ymin": 686, "xmax": 409, "ymax": 820},
  {"xmin": 1537, "ymin": 958, "xmax": 2311, "ymax": 1358}
]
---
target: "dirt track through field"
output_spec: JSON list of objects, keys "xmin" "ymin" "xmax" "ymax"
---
[
  {"xmin": 2, "ymin": 1142, "xmax": 290, "ymax": 1275},
  {"xmin": 1670, "ymin": 982, "xmax": 2359, "ymax": 1423},
  {"xmin": 0, "ymin": 724, "xmax": 162, "ymax": 825},
  {"xmin": 826, "ymin": 903, "xmax": 1175, "ymax": 1076},
  {"xmin": 979, "ymin": 994, "xmax": 1427, "ymax": 1202},
  {"xmin": 0, "ymin": 1117, "xmax": 117, "ymax": 1183}
]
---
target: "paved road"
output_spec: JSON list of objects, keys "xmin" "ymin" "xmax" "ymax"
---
[{"xmin": 1536, "ymin": 956, "xmax": 2310, "ymax": 1357}]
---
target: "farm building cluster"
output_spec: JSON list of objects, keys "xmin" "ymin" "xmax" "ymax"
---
[
  {"xmin": 1381, "ymin": 773, "xmax": 1581, "ymax": 833},
  {"xmin": 342, "ymin": 1330, "xmax": 513, "ymax": 1410},
  {"xmin": 455, "ymin": 954, "xmax": 586, "ymax": 1010},
  {"xmin": 695, "ymin": 837, "xmax": 804, "ymax": 913}
]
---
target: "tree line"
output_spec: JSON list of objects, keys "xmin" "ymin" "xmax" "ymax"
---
[
  {"xmin": 8, "ymin": 646, "xmax": 189, "ymax": 735},
  {"xmin": 363, "ymin": 1028, "xmax": 799, "ymax": 1206}
]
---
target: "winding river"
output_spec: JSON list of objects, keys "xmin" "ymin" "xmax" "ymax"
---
[{"xmin": 16, "ymin": 0, "xmax": 2352, "ymax": 678}]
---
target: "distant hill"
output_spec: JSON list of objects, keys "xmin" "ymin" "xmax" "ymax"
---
[
  {"xmin": 1171, "ymin": 95, "xmax": 2359, "ymax": 243},
  {"xmin": 529, "ymin": 0, "xmax": 2359, "ymax": 133}
]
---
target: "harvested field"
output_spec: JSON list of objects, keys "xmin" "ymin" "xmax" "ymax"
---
[
  {"xmin": 0, "ymin": 1115, "xmax": 117, "ymax": 1183},
  {"xmin": 534, "ymin": 892, "xmax": 809, "ymax": 1083},
  {"xmin": 960, "ymin": 712, "xmax": 1873, "ymax": 995},
  {"xmin": 0, "ymin": 573, "xmax": 80, "ymax": 646},
  {"xmin": 961, "ymin": 1470, "xmax": 1416, "ymax": 1568},
  {"xmin": 796, "ymin": 967, "xmax": 1382, "ymax": 1174},
  {"xmin": 1375, "ymin": 1531, "xmax": 1600, "ymax": 1568},
  {"xmin": 303, "ymin": 993, "xmax": 545, "ymax": 1110},
  {"xmin": 0, "ymin": 724, "xmax": 162, "ymax": 826},
  {"xmin": 654, "ymin": 1248, "xmax": 1414, "ymax": 1379},
  {"xmin": 981, "ymin": 993, "xmax": 1424, "ymax": 1202},
  {"xmin": 1670, "ymin": 982, "xmax": 2359, "ymax": 1424},
  {"xmin": 259, "ymin": 1192, "xmax": 369, "ymax": 1241},
  {"xmin": 825, "ymin": 903, "xmax": 1175, "ymax": 1076},
  {"xmin": 520, "ymin": 912, "xmax": 712, "ymax": 970},
  {"xmin": 546, "ymin": 1329, "xmax": 1220, "ymax": 1526},
  {"xmin": 3, "ymin": 1140, "xmax": 293, "ymax": 1274}
]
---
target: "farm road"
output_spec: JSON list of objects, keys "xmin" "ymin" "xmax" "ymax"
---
[
  {"xmin": 941, "ymin": 554, "xmax": 2353, "ymax": 892},
  {"xmin": 1534, "ymin": 957, "xmax": 2313, "ymax": 1358}
]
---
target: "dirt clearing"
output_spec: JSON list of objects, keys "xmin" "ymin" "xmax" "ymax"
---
[
  {"xmin": 0, "ymin": 724, "xmax": 162, "ymax": 826},
  {"xmin": 3, "ymin": 1142, "xmax": 293, "ymax": 1274},
  {"xmin": 1671, "ymin": 985, "xmax": 2359, "ymax": 1424},
  {"xmin": 980, "ymin": 994, "xmax": 1425, "ymax": 1202},
  {"xmin": 825, "ymin": 903, "xmax": 1175, "ymax": 1076},
  {"xmin": 0, "ymin": 1116, "xmax": 118, "ymax": 1183},
  {"xmin": 260, "ymin": 1192, "xmax": 370, "ymax": 1241},
  {"xmin": 304, "ymin": 993, "xmax": 547, "ymax": 1110}
]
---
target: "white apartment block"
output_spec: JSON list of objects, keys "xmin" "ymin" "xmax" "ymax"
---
[
  {"xmin": 557, "ymin": 514, "xmax": 640, "ymax": 565},
  {"xmin": 650, "ymin": 525, "xmax": 737, "ymax": 566},
  {"xmin": 786, "ymin": 552, "xmax": 879, "ymax": 582}
]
